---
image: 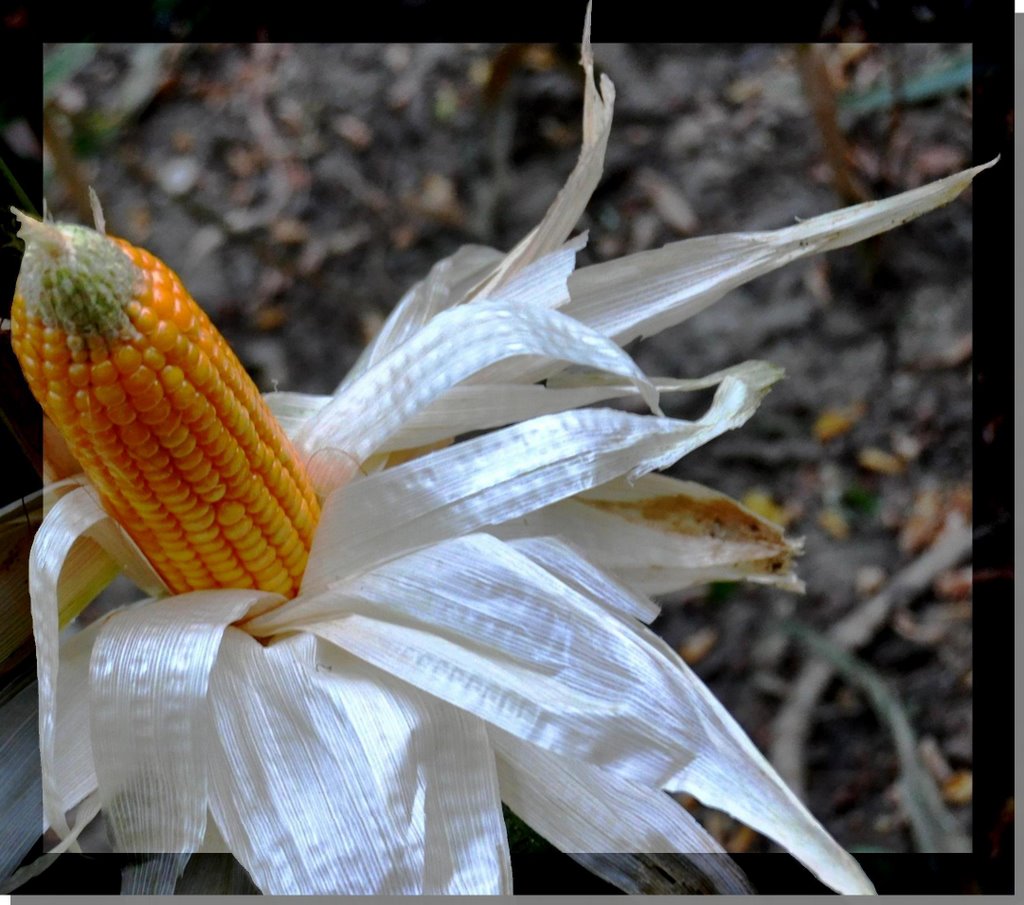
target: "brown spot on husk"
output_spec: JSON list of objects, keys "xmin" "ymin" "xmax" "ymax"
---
[{"xmin": 583, "ymin": 493, "xmax": 783, "ymax": 545}]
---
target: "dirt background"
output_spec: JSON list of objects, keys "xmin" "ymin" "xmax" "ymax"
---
[{"xmin": 39, "ymin": 40, "xmax": 985, "ymax": 890}]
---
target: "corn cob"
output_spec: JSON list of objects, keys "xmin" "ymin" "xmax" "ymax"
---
[{"xmin": 10, "ymin": 212, "xmax": 320, "ymax": 598}]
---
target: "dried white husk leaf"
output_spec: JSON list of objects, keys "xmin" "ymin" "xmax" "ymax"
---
[
  {"xmin": 301, "ymin": 533, "xmax": 739, "ymax": 782},
  {"xmin": 295, "ymin": 298, "xmax": 660, "ymax": 495},
  {"xmin": 469, "ymin": 5, "xmax": 612, "ymax": 299},
  {"xmin": 205, "ymin": 630, "xmax": 510, "ymax": 894},
  {"xmin": 506, "ymin": 535, "xmax": 661, "ymax": 624},
  {"xmin": 31, "ymin": 487, "xmax": 121, "ymax": 837},
  {"xmin": 383, "ymin": 364, "xmax": 770, "ymax": 455},
  {"xmin": 89, "ymin": 590, "xmax": 279, "ymax": 855},
  {"xmin": 495, "ymin": 472, "xmax": 802, "ymax": 595},
  {"xmin": 300, "ymin": 531, "xmax": 871, "ymax": 893},
  {"xmin": 565, "ymin": 160, "xmax": 994, "ymax": 348},
  {"xmin": 52, "ymin": 617, "xmax": 105, "ymax": 820},
  {"xmin": 341, "ymin": 244, "xmax": 504, "ymax": 390},
  {"xmin": 264, "ymin": 390, "xmax": 331, "ymax": 438},
  {"xmin": 272, "ymin": 363, "xmax": 769, "ymax": 458},
  {"xmin": 300, "ymin": 360, "xmax": 778, "ymax": 593},
  {"xmin": 617, "ymin": 617, "xmax": 876, "ymax": 896},
  {"xmin": 491, "ymin": 725, "xmax": 726, "ymax": 854},
  {"xmin": 492, "ymin": 726, "xmax": 756, "ymax": 893}
]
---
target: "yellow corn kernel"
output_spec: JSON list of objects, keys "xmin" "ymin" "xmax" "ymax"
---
[{"xmin": 11, "ymin": 214, "xmax": 321, "ymax": 599}]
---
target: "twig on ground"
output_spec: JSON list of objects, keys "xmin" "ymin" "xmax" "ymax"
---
[
  {"xmin": 795, "ymin": 45, "xmax": 871, "ymax": 206},
  {"xmin": 769, "ymin": 515, "xmax": 973, "ymax": 803},
  {"xmin": 782, "ymin": 622, "xmax": 970, "ymax": 853}
]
